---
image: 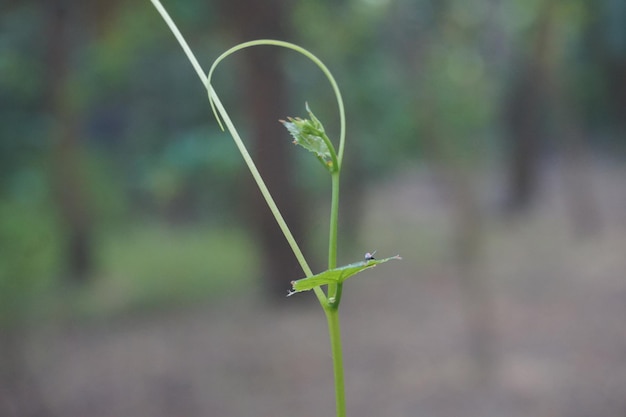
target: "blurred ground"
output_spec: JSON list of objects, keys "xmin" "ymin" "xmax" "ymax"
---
[{"xmin": 21, "ymin": 161, "xmax": 626, "ymax": 417}]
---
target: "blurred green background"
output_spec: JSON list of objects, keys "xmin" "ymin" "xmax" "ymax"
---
[{"xmin": 1, "ymin": 0, "xmax": 626, "ymax": 416}]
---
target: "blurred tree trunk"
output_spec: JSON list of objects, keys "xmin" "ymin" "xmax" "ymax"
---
[
  {"xmin": 414, "ymin": 1, "xmax": 497, "ymax": 379},
  {"xmin": 45, "ymin": 0, "xmax": 93, "ymax": 283},
  {"xmin": 503, "ymin": 61, "xmax": 544, "ymax": 213},
  {"xmin": 544, "ymin": 2, "xmax": 601, "ymax": 236},
  {"xmin": 600, "ymin": 0, "xmax": 626, "ymax": 136},
  {"xmin": 521, "ymin": 0, "xmax": 601, "ymax": 236},
  {"xmin": 422, "ymin": 126, "xmax": 496, "ymax": 381},
  {"xmin": 502, "ymin": 6, "xmax": 552, "ymax": 213},
  {"xmin": 220, "ymin": 0, "xmax": 307, "ymax": 298},
  {"xmin": 605, "ymin": 58, "xmax": 626, "ymax": 133},
  {"xmin": 504, "ymin": 0, "xmax": 601, "ymax": 234},
  {"xmin": 549, "ymin": 89, "xmax": 601, "ymax": 236}
]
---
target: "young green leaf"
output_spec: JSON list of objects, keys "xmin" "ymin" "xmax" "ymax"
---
[
  {"xmin": 280, "ymin": 103, "xmax": 337, "ymax": 171},
  {"xmin": 288, "ymin": 254, "xmax": 401, "ymax": 295}
]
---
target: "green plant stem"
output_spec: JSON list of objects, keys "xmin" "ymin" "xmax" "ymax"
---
[
  {"xmin": 149, "ymin": 0, "xmax": 206, "ymax": 86},
  {"xmin": 327, "ymin": 172, "xmax": 342, "ymax": 306},
  {"xmin": 205, "ymin": 39, "xmax": 348, "ymax": 309},
  {"xmin": 324, "ymin": 306, "xmax": 346, "ymax": 417},
  {"xmin": 208, "ymin": 89, "xmax": 328, "ymax": 305},
  {"xmin": 147, "ymin": 5, "xmax": 347, "ymax": 414},
  {"xmin": 148, "ymin": 1, "xmax": 327, "ymax": 305},
  {"xmin": 328, "ymin": 172, "xmax": 340, "ymax": 269}
]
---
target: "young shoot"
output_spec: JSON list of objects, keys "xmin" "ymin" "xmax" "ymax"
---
[{"xmin": 147, "ymin": 2, "xmax": 401, "ymax": 416}]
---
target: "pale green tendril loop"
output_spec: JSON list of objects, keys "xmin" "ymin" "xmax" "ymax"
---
[
  {"xmin": 148, "ymin": 1, "xmax": 333, "ymax": 304},
  {"xmin": 206, "ymin": 39, "xmax": 346, "ymax": 169}
]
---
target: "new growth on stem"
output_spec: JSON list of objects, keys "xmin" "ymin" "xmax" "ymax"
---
[{"xmin": 146, "ymin": 3, "xmax": 401, "ymax": 416}]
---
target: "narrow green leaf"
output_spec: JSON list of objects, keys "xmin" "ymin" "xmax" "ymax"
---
[
  {"xmin": 280, "ymin": 104, "xmax": 335, "ymax": 171},
  {"xmin": 288, "ymin": 254, "xmax": 401, "ymax": 296}
]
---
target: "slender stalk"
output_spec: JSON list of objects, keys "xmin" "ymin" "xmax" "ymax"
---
[
  {"xmin": 148, "ymin": 1, "xmax": 327, "ymax": 304},
  {"xmin": 209, "ymin": 89, "xmax": 327, "ymax": 305},
  {"xmin": 148, "ymin": 0, "xmax": 206, "ymax": 85},
  {"xmin": 327, "ymin": 171, "xmax": 342, "ymax": 305},
  {"xmin": 206, "ymin": 40, "xmax": 346, "ymax": 166},
  {"xmin": 326, "ymin": 170, "xmax": 345, "ymax": 415},
  {"xmin": 148, "ymin": 4, "xmax": 349, "ymax": 414},
  {"xmin": 325, "ymin": 307, "xmax": 346, "ymax": 417},
  {"xmin": 328, "ymin": 172, "xmax": 340, "ymax": 269}
]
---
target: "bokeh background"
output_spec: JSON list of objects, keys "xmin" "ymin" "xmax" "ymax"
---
[{"xmin": 1, "ymin": 0, "xmax": 626, "ymax": 416}]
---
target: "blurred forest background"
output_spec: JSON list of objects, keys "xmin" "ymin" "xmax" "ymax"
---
[{"xmin": 1, "ymin": 0, "xmax": 626, "ymax": 416}]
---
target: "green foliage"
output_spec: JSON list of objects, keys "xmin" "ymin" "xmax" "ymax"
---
[
  {"xmin": 84, "ymin": 153, "xmax": 129, "ymax": 229},
  {"xmin": 142, "ymin": 126, "xmax": 242, "ymax": 220},
  {"xmin": 7, "ymin": 0, "xmax": 619, "ymax": 411},
  {"xmin": 289, "ymin": 254, "xmax": 401, "ymax": 295},
  {"xmin": 73, "ymin": 224, "xmax": 257, "ymax": 316},
  {"xmin": 2, "ymin": 0, "xmax": 621, "ymax": 246},
  {"xmin": 281, "ymin": 103, "xmax": 336, "ymax": 171},
  {"xmin": 0, "ymin": 196, "xmax": 62, "ymax": 324}
]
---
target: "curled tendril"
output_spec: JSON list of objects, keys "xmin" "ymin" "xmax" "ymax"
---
[
  {"xmin": 205, "ymin": 39, "xmax": 346, "ymax": 170},
  {"xmin": 146, "ymin": 1, "xmax": 346, "ymax": 306}
]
